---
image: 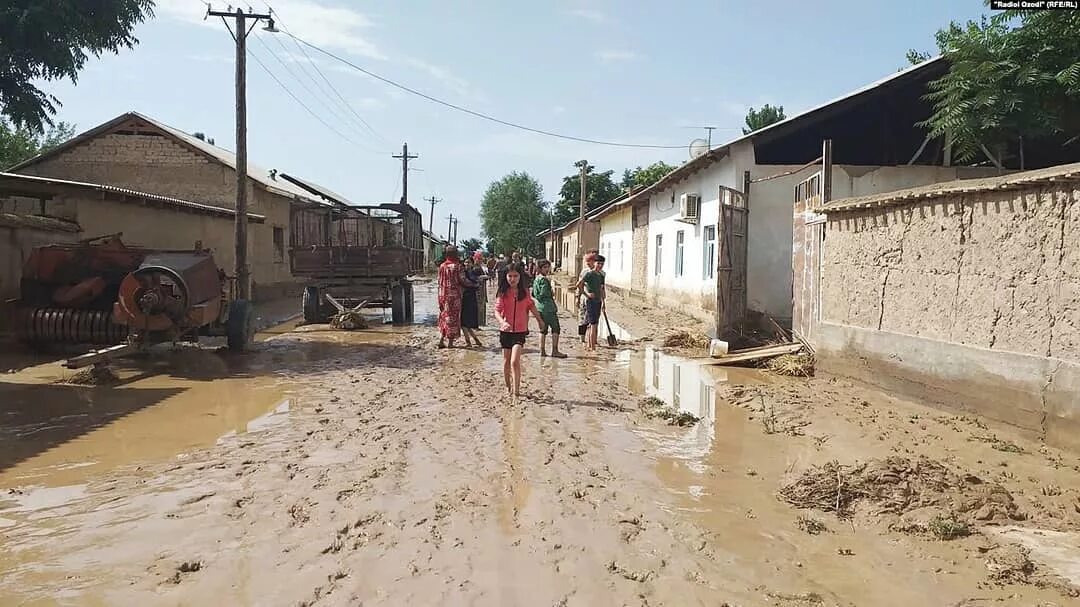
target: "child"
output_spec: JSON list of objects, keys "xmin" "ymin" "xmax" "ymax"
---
[
  {"xmin": 531, "ymin": 259, "xmax": 566, "ymax": 358},
  {"xmin": 575, "ymin": 249, "xmax": 599, "ymax": 343},
  {"xmin": 494, "ymin": 262, "xmax": 546, "ymax": 397},
  {"xmin": 582, "ymin": 255, "xmax": 606, "ymax": 351}
]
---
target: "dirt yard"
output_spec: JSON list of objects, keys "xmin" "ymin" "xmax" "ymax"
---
[{"xmin": 1, "ymin": 283, "xmax": 1078, "ymax": 606}]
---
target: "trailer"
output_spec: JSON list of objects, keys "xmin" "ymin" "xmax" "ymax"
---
[{"xmin": 290, "ymin": 200, "xmax": 423, "ymax": 325}]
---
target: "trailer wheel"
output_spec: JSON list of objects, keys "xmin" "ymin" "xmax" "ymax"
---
[
  {"xmin": 390, "ymin": 283, "xmax": 406, "ymax": 325},
  {"xmin": 402, "ymin": 281, "xmax": 415, "ymax": 323},
  {"xmin": 302, "ymin": 286, "xmax": 321, "ymax": 324},
  {"xmin": 227, "ymin": 299, "xmax": 256, "ymax": 351}
]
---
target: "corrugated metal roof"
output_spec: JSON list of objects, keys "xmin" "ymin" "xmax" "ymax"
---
[
  {"xmin": 0, "ymin": 212, "xmax": 80, "ymax": 233},
  {"xmin": 279, "ymin": 173, "xmax": 353, "ymax": 207},
  {"xmin": 821, "ymin": 162, "xmax": 1080, "ymax": 213},
  {"xmin": 589, "ymin": 56, "xmax": 947, "ymax": 221},
  {"xmin": 0, "ymin": 172, "xmax": 267, "ymax": 221}
]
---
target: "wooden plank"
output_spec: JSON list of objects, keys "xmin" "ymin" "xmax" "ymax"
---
[
  {"xmin": 64, "ymin": 344, "xmax": 137, "ymax": 369},
  {"xmin": 706, "ymin": 342, "xmax": 802, "ymax": 365}
]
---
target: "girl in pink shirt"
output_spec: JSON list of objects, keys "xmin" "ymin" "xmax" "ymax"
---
[{"xmin": 494, "ymin": 263, "xmax": 546, "ymax": 397}]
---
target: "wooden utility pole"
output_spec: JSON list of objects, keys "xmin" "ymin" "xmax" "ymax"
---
[
  {"xmin": 393, "ymin": 143, "xmax": 418, "ymax": 206},
  {"xmin": 576, "ymin": 160, "xmax": 588, "ymax": 273},
  {"xmin": 424, "ymin": 196, "xmax": 440, "ymax": 233},
  {"xmin": 451, "ymin": 218, "xmax": 459, "ymax": 245},
  {"xmin": 207, "ymin": 6, "xmax": 275, "ymax": 301},
  {"xmin": 447, "ymin": 213, "xmax": 454, "ymax": 244}
]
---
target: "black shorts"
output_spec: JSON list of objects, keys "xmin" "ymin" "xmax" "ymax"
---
[
  {"xmin": 499, "ymin": 331, "xmax": 528, "ymax": 349},
  {"xmin": 584, "ymin": 298, "xmax": 602, "ymax": 326}
]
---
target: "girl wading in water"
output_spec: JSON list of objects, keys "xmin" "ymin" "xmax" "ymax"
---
[
  {"xmin": 494, "ymin": 262, "xmax": 546, "ymax": 397},
  {"xmin": 531, "ymin": 259, "xmax": 566, "ymax": 358}
]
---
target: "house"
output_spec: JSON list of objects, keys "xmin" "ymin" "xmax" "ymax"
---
[
  {"xmin": 6, "ymin": 111, "xmax": 345, "ymax": 301},
  {"xmin": 537, "ymin": 215, "xmax": 601, "ymax": 279},
  {"xmin": 805, "ymin": 162, "xmax": 1080, "ymax": 451},
  {"xmin": 588, "ymin": 57, "xmax": 1076, "ymax": 332},
  {"xmin": 422, "ymin": 230, "xmax": 446, "ymax": 269},
  {"xmin": 0, "ymin": 210, "xmax": 81, "ymax": 331}
]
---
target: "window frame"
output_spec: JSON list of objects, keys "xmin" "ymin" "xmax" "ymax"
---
[
  {"xmin": 702, "ymin": 224, "xmax": 716, "ymax": 280},
  {"xmin": 675, "ymin": 230, "xmax": 685, "ymax": 277}
]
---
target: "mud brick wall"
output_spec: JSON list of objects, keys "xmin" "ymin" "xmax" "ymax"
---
[
  {"xmin": 817, "ymin": 182, "xmax": 1080, "ymax": 451},
  {"xmin": 20, "ymin": 132, "xmax": 296, "ymax": 298}
]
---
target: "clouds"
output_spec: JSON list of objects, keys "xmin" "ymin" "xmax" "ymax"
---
[
  {"xmin": 567, "ymin": 8, "xmax": 608, "ymax": 24},
  {"xmin": 595, "ymin": 49, "xmax": 637, "ymax": 64}
]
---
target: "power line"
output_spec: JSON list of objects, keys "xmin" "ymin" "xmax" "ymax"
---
[
  {"xmin": 285, "ymin": 32, "xmax": 689, "ymax": 150},
  {"xmin": 261, "ymin": 1, "xmax": 388, "ymax": 145},
  {"xmin": 251, "ymin": 34, "xmax": 382, "ymax": 153},
  {"xmin": 246, "ymin": 45, "xmax": 367, "ymax": 149}
]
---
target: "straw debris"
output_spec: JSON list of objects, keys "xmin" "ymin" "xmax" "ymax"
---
[
  {"xmin": 765, "ymin": 353, "xmax": 815, "ymax": 377},
  {"xmin": 662, "ymin": 330, "xmax": 711, "ymax": 349},
  {"xmin": 65, "ymin": 364, "xmax": 120, "ymax": 386}
]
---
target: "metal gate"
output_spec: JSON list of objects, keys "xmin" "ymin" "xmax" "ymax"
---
[
  {"xmin": 715, "ymin": 185, "xmax": 748, "ymax": 338},
  {"xmin": 791, "ymin": 172, "xmax": 826, "ymax": 347}
]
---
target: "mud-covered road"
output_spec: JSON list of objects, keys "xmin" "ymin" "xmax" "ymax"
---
[{"xmin": 2, "ymin": 282, "xmax": 1079, "ymax": 606}]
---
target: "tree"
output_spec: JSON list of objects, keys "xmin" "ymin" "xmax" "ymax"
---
[
  {"xmin": 921, "ymin": 7, "xmax": 1080, "ymax": 165},
  {"xmin": 906, "ymin": 49, "xmax": 932, "ymax": 66},
  {"xmin": 479, "ymin": 172, "xmax": 549, "ymax": 256},
  {"xmin": 0, "ymin": 120, "xmax": 75, "ymax": 169},
  {"xmin": 742, "ymin": 104, "xmax": 786, "ymax": 135},
  {"xmin": 621, "ymin": 161, "xmax": 675, "ymax": 189},
  {"xmin": 0, "ymin": 0, "xmax": 155, "ymax": 131},
  {"xmin": 459, "ymin": 237, "xmax": 483, "ymax": 255},
  {"xmin": 551, "ymin": 162, "xmax": 621, "ymax": 226}
]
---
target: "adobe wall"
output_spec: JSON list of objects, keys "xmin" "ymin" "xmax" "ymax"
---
[{"xmin": 817, "ymin": 183, "xmax": 1080, "ymax": 450}]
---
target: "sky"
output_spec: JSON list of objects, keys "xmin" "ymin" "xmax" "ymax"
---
[{"xmin": 41, "ymin": 0, "xmax": 990, "ymax": 242}]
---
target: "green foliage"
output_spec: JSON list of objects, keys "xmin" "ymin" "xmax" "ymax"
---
[
  {"xmin": 742, "ymin": 104, "xmax": 786, "ymax": 135},
  {"xmin": 552, "ymin": 161, "xmax": 621, "ymax": 226},
  {"xmin": 620, "ymin": 161, "xmax": 675, "ymax": 190},
  {"xmin": 0, "ymin": 119, "xmax": 76, "ymax": 169},
  {"xmin": 479, "ymin": 172, "xmax": 548, "ymax": 256},
  {"xmin": 921, "ymin": 6, "xmax": 1080, "ymax": 164},
  {"xmin": 459, "ymin": 237, "xmax": 483, "ymax": 255},
  {"xmin": 0, "ymin": 0, "xmax": 155, "ymax": 131},
  {"xmin": 906, "ymin": 49, "xmax": 932, "ymax": 66}
]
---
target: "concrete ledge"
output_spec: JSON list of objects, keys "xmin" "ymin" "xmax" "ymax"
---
[{"xmin": 816, "ymin": 322, "xmax": 1080, "ymax": 452}]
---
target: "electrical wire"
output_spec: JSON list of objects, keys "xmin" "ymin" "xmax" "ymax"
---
[
  {"xmin": 246, "ymin": 45, "xmax": 367, "ymax": 149},
  {"xmin": 261, "ymin": 1, "xmax": 389, "ymax": 145},
  {"xmin": 251, "ymin": 34, "xmax": 384, "ymax": 153},
  {"xmin": 285, "ymin": 32, "xmax": 689, "ymax": 150}
]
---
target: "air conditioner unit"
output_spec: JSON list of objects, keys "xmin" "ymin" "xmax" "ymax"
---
[{"xmin": 677, "ymin": 193, "xmax": 700, "ymax": 224}]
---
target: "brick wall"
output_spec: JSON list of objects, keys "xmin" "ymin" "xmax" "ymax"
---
[{"xmin": 630, "ymin": 202, "xmax": 649, "ymax": 295}]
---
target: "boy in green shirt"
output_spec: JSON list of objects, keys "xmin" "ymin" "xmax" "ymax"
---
[
  {"xmin": 582, "ymin": 255, "xmax": 606, "ymax": 351},
  {"xmin": 531, "ymin": 259, "xmax": 566, "ymax": 358}
]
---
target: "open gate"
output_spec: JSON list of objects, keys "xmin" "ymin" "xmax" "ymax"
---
[
  {"xmin": 715, "ymin": 185, "xmax": 748, "ymax": 338},
  {"xmin": 791, "ymin": 141, "xmax": 832, "ymax": 348}
]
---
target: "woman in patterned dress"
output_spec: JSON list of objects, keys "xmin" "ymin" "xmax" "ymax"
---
[{"xmin": 437, "ymin": 245, "xmax": 466, "ymax": 348}]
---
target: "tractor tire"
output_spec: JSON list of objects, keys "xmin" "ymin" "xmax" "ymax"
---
[
  {"xmin": 227, "ymin": 299, "xmax": 256, "ymax": 352},
  {"xmin": 302, "ymin": 286, "xmax": 321, "ymax": 324},
  {"xmin": 390, "ymin": 283, "xmax": 406, "ymax": 325}
]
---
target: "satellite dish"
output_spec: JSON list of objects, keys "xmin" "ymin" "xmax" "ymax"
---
[{"xmin": 688, "ymin": 138, "xmax": 709, "ymax": 159}]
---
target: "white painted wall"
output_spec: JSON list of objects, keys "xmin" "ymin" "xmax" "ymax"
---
[{"xmin": 596, "ymin": 206, "xmax": 632, "ymax": 289}]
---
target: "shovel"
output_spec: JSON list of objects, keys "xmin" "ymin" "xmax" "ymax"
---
[{"xmin": 603, "ymin": 308, "xmax": 618, "ymax": 347}]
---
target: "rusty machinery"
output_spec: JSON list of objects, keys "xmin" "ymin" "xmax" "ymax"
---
[{"xmin": 10, "ymin": 236, "xmax": 255, "ymax": 367}]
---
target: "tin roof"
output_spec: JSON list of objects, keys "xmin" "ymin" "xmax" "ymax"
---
[{"xmin": 0, "ymin": 172, "xmax": 267, "ymax": 222}]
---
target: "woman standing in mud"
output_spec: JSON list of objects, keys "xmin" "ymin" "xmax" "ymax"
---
[
  {"xmin": 494, "ymin": 263, "xmax": 546, "ymax": 397},
  {"xmin": 459, "ymin": 257, "xmax": 484, "ymax": 347},
  {"xmin": 437, "ymin": 245, "xmax": 467, "ymax": 348}
]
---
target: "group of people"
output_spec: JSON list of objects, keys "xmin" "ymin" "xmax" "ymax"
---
[{"xmin": 436, "ymin": 246, "xmax": 608, "ymax": 396}]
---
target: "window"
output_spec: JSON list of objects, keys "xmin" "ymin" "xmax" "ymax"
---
[
  {"xmin": 654, "ymin": 234, "xmax": 663, "ymax": 275},
  {"xmin": 703, "ymin": 225, "xmax": 716, "ymax": 279},
  {"xmin": 618, "ymin": 240, "xmax": 624, "ymax": 271},
  {"xmin": 675, "ymin": 230, "xmax": 685, "ymax": 277},
  {"xmin": 273, "ymin": 226, "xmax": 285, "ymax": 262}
]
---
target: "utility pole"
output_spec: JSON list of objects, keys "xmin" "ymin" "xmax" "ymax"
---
[
  {"xmin": 451, "ymin": 218, "xmax": 459, "ymax": 245},
  {"xmin": 447, "ymin": 213, "xmax": 454, "ymax": 244},
  {"xmin": 424, "ymin": 196, "xmax": 440, "ymax": 233},
  {"xmin": 576, "ymin": 160, "xmax": 588, "ymax": 273},
  {"xmin": 207, "ymin": 6, "xmax": 276, "ymax": 301},
  {"xmin": 392, "ymin": 143, "xmax": 418, "ymax": 206}
]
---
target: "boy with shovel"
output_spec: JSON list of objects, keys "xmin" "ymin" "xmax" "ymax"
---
[{"xmin": 582, "ymin": 255, "xmax": 606, "ymax": 352}]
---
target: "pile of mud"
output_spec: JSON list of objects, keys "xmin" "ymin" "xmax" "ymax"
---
[{"xmin": 779, "ymin": 456, "xmax": 1025, "ymax": 523}]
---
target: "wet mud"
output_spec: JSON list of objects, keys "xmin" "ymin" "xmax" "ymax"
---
[{"xmin": 1, "ymin": 283, "xmax": 1079, "ymax": 605}]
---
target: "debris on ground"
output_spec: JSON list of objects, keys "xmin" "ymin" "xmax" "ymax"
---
[
  {"xmin": 795, "ymin": 515, "xmax": 828, "ymax": 535},
  {"xmin": 638, "ymin": 396, "xmax": 700, "ymax": 427},
  {"xmin": 662, "ymin": 330, "xmax": 711, "ymax": 349},
  {"xmin": 765, "ymin": 353, "xmax": 815, "ymax": 377},
  {"xmin": 984, "ymin": 544, "xmax": 1035, "ymax": 582},
  {"xmin": 708, "ymin": 343, "xmax": 803, "ymax": 366},
  {"xmin": 778, "ymin": 456, "xmax": 1026, "ymax": 522},
  {"xmin": 330, "ymin": 310, "xmax": 369, "ymax": 330},
  {"xmin": 64, "ymin": 364, "xmax": 120, "ymax": 386}
]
